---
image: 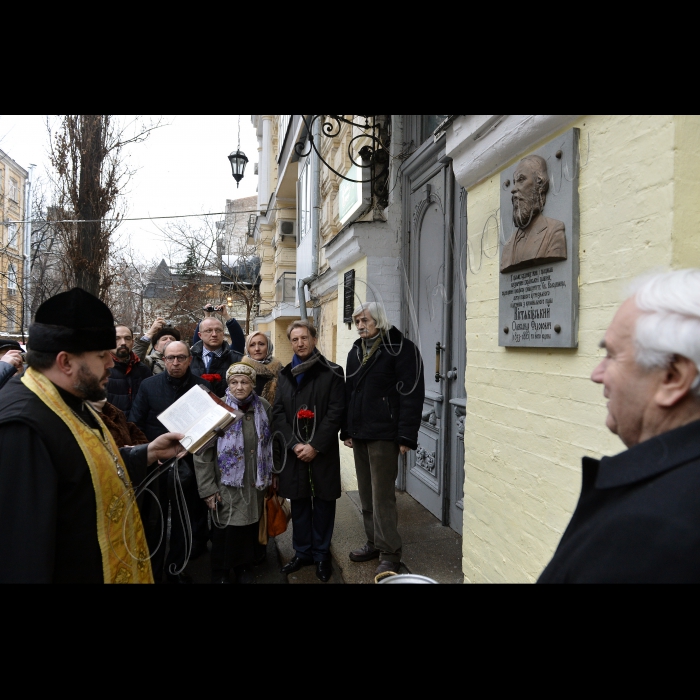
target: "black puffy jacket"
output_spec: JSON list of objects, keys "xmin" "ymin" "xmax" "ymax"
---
[
  {"xmin": 340, "ymin": 326, "xmax": 425, "ymax": 449},
  {"xmin": 189, "ymin": 340, "xmax": 242, "ymax": 397},
  {"xmin": 129, "ymin": 369, "xmax": 211, "ymax": 441},
  {"xmin": 106, "ymin": 353, "xmax": 152, "ymax": 421}
]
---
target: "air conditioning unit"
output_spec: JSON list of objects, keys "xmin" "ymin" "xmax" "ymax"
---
[{"xmin": 279, "ymin": 220, "xmax": 296, "ymax": 241}]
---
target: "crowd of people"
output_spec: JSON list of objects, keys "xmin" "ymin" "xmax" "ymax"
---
[
  {"xmin": 0, "ymin": 289, "xmax": 425, "ymax": 584},
  {"xmin": 2, "ymin": 266, "xmax": 700, "ymax": 584}
]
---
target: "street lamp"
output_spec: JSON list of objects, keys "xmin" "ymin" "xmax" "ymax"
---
[
  {"xmin": 228, "ymin": 149, "xmax": 248, "ymax": 187},
  {"xmin": 228, "ymin": 115, "xmax": 248, "ymax": 187}
]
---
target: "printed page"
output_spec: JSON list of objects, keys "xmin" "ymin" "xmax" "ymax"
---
[{"xmin": 158, "ymin": 385, "xmax": 230, "ymax": 450}]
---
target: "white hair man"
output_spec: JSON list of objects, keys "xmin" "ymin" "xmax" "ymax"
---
[
  {"xmin": 539, "ymin": 269, "xmax": 700, "ymax": 583},
  {"xmin": 341, "ymin": 301, "xmax": 425, "ymax": 578}
]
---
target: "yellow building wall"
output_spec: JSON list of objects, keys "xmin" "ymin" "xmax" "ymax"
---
[
  {"xmin": 335, "ymin": 256, "xmax": 368, "ymax": 491},
  {"xmin": 462, "ymin": 114, "xmax": 700, "ymax": 583},
  {"xmin": 274, "ymin": 319, "xmax": 294, "ymax": 367}
]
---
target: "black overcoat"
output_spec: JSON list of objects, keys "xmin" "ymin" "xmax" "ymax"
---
[
  {"xmin": 538, "ymin": 419, "xmax": 700, "ymax": 583},
  {"xmin": 0, "ymin": 376, "xmax": 149, "ymax": 583},
  {"xmin": 106, "ymin": 355, "xmax": 152, "ymax": 421},
  {"xmin": 340, "ymin": 326, "xmax": 425, "ymax": 449},
  {"xmin": 130, "ymin": 369, "xmax": 211, "ymax": 442},
  {"xmin": 272, "ymin": 353, "xmax": 344, "ymax": 501},
  {"xmin": 190, "ymin": 339, "xmax": 242, "ymax": 397}
]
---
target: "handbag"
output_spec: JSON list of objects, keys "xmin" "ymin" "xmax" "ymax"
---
[{"xmin": 266, "ymin": 485, "xmax": 291, "ymax": 537}]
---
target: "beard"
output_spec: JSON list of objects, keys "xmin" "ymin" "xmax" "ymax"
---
[
  {"xmin": 512, "ymin": 191, "xmax": 543, "ymax": 229},
  {"xmin": 114, "ymin": 347, "xmax": 130, "ymax": 360},
  {"xmin": 73, "ymin": 362, "xmax": 108, "ymax": 402}
]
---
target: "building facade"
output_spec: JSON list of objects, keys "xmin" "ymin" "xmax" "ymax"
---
[
  {"xmin": 250, "ymin": 114, "xmax": 700, "ymax": 582},
  {"xmin": 0, "ymin": 149, "xmax": 28, "ymax": 336}
]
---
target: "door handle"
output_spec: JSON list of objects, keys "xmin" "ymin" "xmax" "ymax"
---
[
  {"xmin": 435, "ymin": 342, "xmax": 446, "ymax": 382},
  {"xmin": 446, "ymin": 367, "xmax": 458, "ymax": 380}
]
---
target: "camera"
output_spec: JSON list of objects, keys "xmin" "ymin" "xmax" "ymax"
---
[{"xmin": 203, "ymin": 304, "xmax": 215, "ymax": 312}]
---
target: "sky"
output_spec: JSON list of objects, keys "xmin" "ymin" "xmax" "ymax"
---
[{"xmin": 0, "ymin": 115, "xmax": 259, "ymax": 263}]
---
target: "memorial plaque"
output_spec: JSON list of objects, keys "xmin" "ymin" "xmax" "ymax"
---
[
  {"xmin": 499, "ymin": 128, "xmax": 580, "ymax": 348},
  {"xmin": 343, "ymin": 269, "xmax": 355, "ymax": 324}
]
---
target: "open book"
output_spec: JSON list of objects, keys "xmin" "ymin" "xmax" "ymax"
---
[{"xmin": 157, "ymin": 384, "xmax": 243, "ymax": 454}]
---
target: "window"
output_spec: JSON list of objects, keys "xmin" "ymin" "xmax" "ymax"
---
[
  {"xmin": 7, "ymin": 263, "xmax": 17, "ymax": 294},
  {"xmin": 6, "ymin": 307, "xmax": 16, "ymax": 333},
  {"xmin": 278, "ymin": 115, "xmax": 291, "ymax": 158},
  {"xmin": 9, "ymin": 178, "xmax": 19, "ymax": 202},
  {"xmin": 8, "ymin": 222, "xmax": 18, "ymax": 248},
  {"xmin": 421, "ymin": 115, "xmax": 448, "ymax": 143},
  {"xmin": 298, "ymin": 159, "xmax": 311, "ymax": 241}
]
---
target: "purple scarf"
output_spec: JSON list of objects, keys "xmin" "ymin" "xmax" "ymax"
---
[{"xmin": 217, "ymin": 390, "xmax": 273, "ymax": 489}]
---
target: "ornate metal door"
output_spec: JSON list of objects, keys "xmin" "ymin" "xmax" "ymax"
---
[{"xmin": 402, "ymin": 137, "xmax": 466, "ymax": 534}]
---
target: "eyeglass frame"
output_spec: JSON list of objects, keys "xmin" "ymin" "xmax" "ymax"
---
[{"xmin": 163, "ymin": 354, "xmax": 190, "ymax": 363}]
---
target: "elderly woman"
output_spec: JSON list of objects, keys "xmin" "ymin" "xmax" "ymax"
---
[
  {"xmin": 242, "ymin": 331, "xmax": 283, "ymax": 404},
  {"xmin": 193, "ymin": 362, "xmax": 274, "ymax": 584}
]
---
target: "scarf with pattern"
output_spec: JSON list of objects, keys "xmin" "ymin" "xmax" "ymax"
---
[{"xmin": 217, "ymin": 389, "xmax": 273, "ymax": 490}]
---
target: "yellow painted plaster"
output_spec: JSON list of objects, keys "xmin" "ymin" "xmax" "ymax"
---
[
  {"xmin": 672, "ymin": 115, "xmax": 700, "ymax": 268},
  {"xmin": 462, "ymin": 114, "xmax": 696, "ymax": 583}
]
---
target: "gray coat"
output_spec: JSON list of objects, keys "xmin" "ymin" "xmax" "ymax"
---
[
  {"xmin": 133, "ymin": 337, "xmax": 166, "ymax": 375},
  {"xmin": 193, "ymin": 396, "xmax": 273, "ymax": 527}
]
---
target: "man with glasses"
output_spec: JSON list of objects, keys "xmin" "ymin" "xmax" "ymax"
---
[
  {"xmin": 130, "ymin": 341, "xmax": 212, "ymax": 583},
  {"xmin": 190, "ymin": 315, "xmax": 243, "ymax": 397}
]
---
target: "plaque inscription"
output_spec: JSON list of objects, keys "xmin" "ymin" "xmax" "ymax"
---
[{"xmin": 499, "ymin": 128, "xmax": 579, "ymax": 348}]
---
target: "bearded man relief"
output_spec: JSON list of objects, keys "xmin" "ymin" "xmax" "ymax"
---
[{"xmin": 500, "ymin": 155, "xmax": 567, "ymax": 274}]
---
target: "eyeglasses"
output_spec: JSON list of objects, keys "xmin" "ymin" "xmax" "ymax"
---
[
  {"xmin": 200, "ymin": 329, "xmax": 222, "ymax": 335},
  {"xmin": 164, "ymin": 355, "xmax": 189, "ymax": 363}
]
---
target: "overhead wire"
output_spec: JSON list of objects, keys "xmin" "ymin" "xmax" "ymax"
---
[{"xmin": 0, "ymin": 206, "xmax": 296, "ymax": 227}]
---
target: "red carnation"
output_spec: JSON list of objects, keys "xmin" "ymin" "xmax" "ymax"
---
[
  {"xmin": 202, "ymin": 373, "xmax": 222, "ymax": 382},
  {"xmin": 297, "ymin": 409, "xmax": 315, "ymax": 420}
]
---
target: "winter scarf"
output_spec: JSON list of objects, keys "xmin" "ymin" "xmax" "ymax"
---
[
  {"xmin": 217, "ymin": 389, "xmax": 273, "ymax": 490},
  {"xmin": 291, "ymin": 349, "xmax": 321, "ymax": 385}
]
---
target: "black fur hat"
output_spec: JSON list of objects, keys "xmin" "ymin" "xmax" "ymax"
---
[{"xmin": 29, "ymin": 287, "xmax": 117, "ymax": 353}]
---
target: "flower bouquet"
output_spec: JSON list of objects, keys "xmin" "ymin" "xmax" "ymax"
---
[{"xmin": 296, "ymin": 408, "xmax": 316, "ymax": 495}]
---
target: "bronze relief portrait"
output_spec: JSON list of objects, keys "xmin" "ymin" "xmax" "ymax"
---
[{"xmin": 500, "ymin": 154, "xmax": 567, "ymax": 274}]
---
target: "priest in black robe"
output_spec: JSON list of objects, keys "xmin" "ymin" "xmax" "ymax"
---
[{"xmin": 0, "ymin": 288, "xmax": 185, "ymax": 584}]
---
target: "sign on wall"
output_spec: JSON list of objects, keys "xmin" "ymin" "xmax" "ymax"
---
[
  {"xmin": 498, "ymin": 128, "xmax": 580, "ymax": 348},
  {"xmin": 343, "ymin": 269, "xmax": 355, "ymax": 326}
]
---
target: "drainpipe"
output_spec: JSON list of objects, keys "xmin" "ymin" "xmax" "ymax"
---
[
  {"xmin": 298, "ymin": 116, "xmax": 321, "ymax": 321},
  {"xmin": 23, "ymin": 164, "xmax": 36, "ymax": 337}
]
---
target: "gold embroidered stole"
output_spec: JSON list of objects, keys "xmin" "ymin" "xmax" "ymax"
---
[{"xmin": 21, "ymin": 368, "xmax": 153, "ymax": 584}]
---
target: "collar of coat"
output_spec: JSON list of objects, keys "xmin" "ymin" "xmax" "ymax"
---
[
  {"xmin": 191, "ymin": 339, "xmax": 230, "ymax": 358},
  {"xmin": 352, "ymin": 325, "xmax": 404, "ymax": 351},
  {"xmin": 587, "ymin": 418, "xmax": 700, "ymax": 490},
  {"xmin": 282, "ymin": 352, "xmax": 329, "ymax": 380}
]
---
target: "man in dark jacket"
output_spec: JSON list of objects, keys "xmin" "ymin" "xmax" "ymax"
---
[
  {"xmin": 539, "ymin": 269, "xmax": 700, "ymax": 583},
  {"xmin": 107, "ymin": 325, "xmax": 152, "ymax": 420},
  {"xmin": 341, "ymin": 302, "xmax": 425, "ymax": 577},
  {"xmin": 190, "ymin": 313, "xmax": 243, "ymax": 397},
  {"xmin": 273, "ymin": 320, "xmax": 345, "ymax": 583},
  {"xmin": 0, "ymin": 288, "xmax": 185, "ymax": 584},
  {"xmin": 190, "ymin": 304, "xmax": 245, "ymax": 356},
  {"xmin": 130, "ymin": 341, "xmax": 211, "ymax": 583}
]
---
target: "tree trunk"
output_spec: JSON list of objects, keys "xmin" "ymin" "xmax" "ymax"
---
[{"xmin": 75, "ymin": 115, "xmax": 103, "ymax": 296}]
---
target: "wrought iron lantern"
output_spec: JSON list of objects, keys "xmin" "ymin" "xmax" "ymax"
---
[
  {"xmin": 228, "ymin": 149, "xmax": 248, "ymax": 187},
  {"xmin": 228, "ymin": 115, "xmax": 248, "ymax": 187}
]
